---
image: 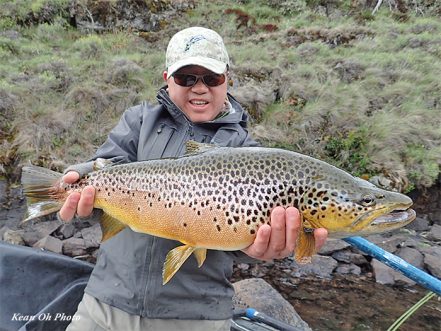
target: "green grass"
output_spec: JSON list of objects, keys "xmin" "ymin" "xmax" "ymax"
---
[{"xmin": 0, "ymin": 0, "xmax": 440, "ymax": 189}]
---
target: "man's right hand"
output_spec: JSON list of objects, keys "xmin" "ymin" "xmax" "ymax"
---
[{"xmin": 58, "ymin": 171, "xmax": 96, "ymax": 222}]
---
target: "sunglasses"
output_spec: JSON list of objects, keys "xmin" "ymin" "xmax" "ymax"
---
[{"xmin": 172, "ymin": 73, "xmax": 226, "ymax": 87}]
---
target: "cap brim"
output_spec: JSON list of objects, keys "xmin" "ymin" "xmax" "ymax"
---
[{"xmin": 167, "ymin": 57, "xmax": 227, "ymax": 79}]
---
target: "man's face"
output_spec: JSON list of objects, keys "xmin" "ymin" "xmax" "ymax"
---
[{"xmin": 164, "ymin": 65, "xmax": 228, "ymax": 123}]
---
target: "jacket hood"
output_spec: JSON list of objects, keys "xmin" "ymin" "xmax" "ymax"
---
[{"xmin": 156, "ymin": 86, "xmax": 251, "ymax": 129}]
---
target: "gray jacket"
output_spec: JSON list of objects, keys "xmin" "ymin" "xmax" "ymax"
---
[{"xmin": 70, "ymin": 87, "xmax": 258, "ymax": 320}]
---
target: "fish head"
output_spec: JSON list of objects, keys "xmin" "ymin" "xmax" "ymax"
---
[{"xmin": 299, "ymin": 177, "xmax": 416, "ymax": 238}]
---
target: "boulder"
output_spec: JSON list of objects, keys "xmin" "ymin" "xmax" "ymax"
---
[
  {"xmin": 421, "ymin": 246, "xmax": 441, "ymax": 278},
  {"xmin": 426, "ymin": 224, "xmax": 441, "ymax": 241},
  {"xmin": 33, "ymin": 235, "xmax": 63, "ymax": 254},
  {"xmin": 332, "ymin": 250, "xmax": 368, "ymax": 265},
  {"xmin": 335, "ymin": 263, "xmax": 362, "ymax": 275},
  {"xmin": 81, "ymin": 223, "xmax": 102, "ymax": 248},
  {"xmin": 233, "ymin": 278, "xmax": 312, "ymax": 331},
  {"xmin": 2, "ymin": 229, "xmax": 25, "ymax": 246},
  {"xmin": 21, "ymin": 220, "xmax": 62, "ymax": 246},
  {"xmin": 372, "ymin": 247, "xmax": 424, "ymax": 286},
  {"xmin": 56, "ymin": 223, "xmax": 76, "ymax": 239},
  {"xmin": 372, "ymin": 259, "xmax": 395, "ymax": 285},
  {"xmin": 318, "ymin": 239, "xmax": 351, "ymax": 255},
  {"xmin": 289, "ymin": 255, "xmax": 338, "ymax": 279},
  {"xmin": 406, "ymin": 216, "xmax": 430, "ymax": 232},
  {"xmin": 62, "ymin": 237, "xmax": 88, "ymax": 256}
]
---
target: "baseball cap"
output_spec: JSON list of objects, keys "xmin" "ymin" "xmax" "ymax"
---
[{"xmin": 166, "ymin": 27, "xmax": 230, "ymax": 79}]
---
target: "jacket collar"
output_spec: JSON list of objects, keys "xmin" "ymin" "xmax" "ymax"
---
[{"xmin": 156, "ymin": 86, "xmax": 250, "ymax": 128}]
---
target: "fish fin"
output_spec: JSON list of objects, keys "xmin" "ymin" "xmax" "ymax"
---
[
  {"xmin": 163, "ymin": 244, "xmax": 196, "ymax": 285},
  {"xmin": 193, "ymin": 248, "xmax": 207, "ymax": 267},
  {"xmin": 100, "ymin": 213, "xmax": 127, "ymax": 241},
  {"xmin": 185, "ymin": 140, "xmax": 217, "ymax": 155},
  {"xmin": 295, "ymin": 216, "xmax": 316, "ymax": 264},
  {"xmin": 21, "ymin": 165, "xmax": 64, "ymax": 223},
  {"xmin": 93, "ymin": 158, "xmax": 113, "ymax": 171}
]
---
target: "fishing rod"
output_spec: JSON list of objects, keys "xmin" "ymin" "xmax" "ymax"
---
[{"xmin": 344, "ymin": 236, "xmax": 441, "ymax": 296}]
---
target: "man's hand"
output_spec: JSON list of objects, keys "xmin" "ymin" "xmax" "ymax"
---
[
  {"xmin": 241, "ymin": 206, "xmax": 328, "ymax": 261},
  {"xmin": 58, "ymin": 171, "xmax": 96, "ymax": 222}
]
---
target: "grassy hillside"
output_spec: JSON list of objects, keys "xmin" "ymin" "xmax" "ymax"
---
[{"xmin": 1, "ymin": 0, "xmax": 440, "ymax": 191}]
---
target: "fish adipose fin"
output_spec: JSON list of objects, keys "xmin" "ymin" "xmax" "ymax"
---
[
  {"xmin": 294, "ymin": 215, "xmax": 316, "ymax": 264},
  {"xmin": 21, "ymin": 165, "xmax": 64, "ymax": 223},
  {"xmin": 163, "ymin": 244, "xmax": 198, "ymax": 285},
  {"xmin": 101, "ymin": 213, "xmax": 127, "ymax": 241}
]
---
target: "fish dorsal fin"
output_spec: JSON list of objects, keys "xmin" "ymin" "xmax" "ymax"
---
[
  {"xmin": 100, "ymin": 212, "xmax": 127, "ymax": 242},
  {"xmin": 185, "ymin": 140, "xmax": 217, "ymax": 155},
  {"xmin": 163, "ymin": 244, "xmax": 196, "ymax": 285},
  {"xmin": 93, "ymin": 158, "xmax": 113, "ymax": 171}
]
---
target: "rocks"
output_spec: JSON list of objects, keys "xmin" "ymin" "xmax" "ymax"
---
[
  {"xmin": 289, "ymin": 255, "xmax": 338, "ymax": 279},
  {"xmin": 56, "ymin": 223, "xmax": 75, "ymax": 239},
  {"xmin": 426, "ymin": 224, "xmax": 441, "ymax": 241},
  {"xmin": 233, "ymin": 219, "xmax": 441, "ymax": 290},
  {"xmin": 81, "ymin": 223, "xmax": 102, "ymax": 248},
  {"xmin": 33, "ymin": 235, "xmax": 63, "ymax": 254},
  {"xmin": 21, "ymin": 220, "xmax": 62, "ymax": 246},
  {"xmin": 407, "ymin": 216, "xmax": 431, "ymax": 232},
  {"xmin": 62, "ymin": 237, "xmax": 88, "ymax": 256},
  {"xmin": 421, "ymin": 246, "xmax": 441, "ymax": 278},
  {"xmin": 70, "ymin": 0, "xmax": 195, "ymax": 33},
  {"xmin": 1, "ymin": 216, "xmax": 101, "ymax": 262},
  {"xmin": 233, "ymin": 278, "xmax": 312, "ymax": 331},
  {"xmin": 372, "ymin": 247, "xmax": 424, "ymax": 286},
  {"xmin": 2, "ymin": 229, "xmax": 25, "ymax": 246},
  {"xmin": 318, "ymin": 239, "xmax": 351, "ymax": 255}
]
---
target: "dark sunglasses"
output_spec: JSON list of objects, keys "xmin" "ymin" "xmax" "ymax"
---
[{"xmin": 172, "ymin": 73, "xmax": 226, "ymax": 87}]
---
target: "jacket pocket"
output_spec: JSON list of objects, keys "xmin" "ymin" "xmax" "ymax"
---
[{"xmin": 140, "ymin": 123, "xmax": 176, "ymax": 160}]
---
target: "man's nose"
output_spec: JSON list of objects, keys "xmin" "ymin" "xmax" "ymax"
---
[{"xmin": 191, "ymin": 77, "xmax": 209, "ymax": 92}]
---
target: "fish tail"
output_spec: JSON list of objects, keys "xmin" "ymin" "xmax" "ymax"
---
[{"xmin": 21, "ymin": 165, "xmax": 66, "ymax": 222}]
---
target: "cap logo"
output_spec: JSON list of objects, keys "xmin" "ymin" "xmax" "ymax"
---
[{"xmin": 184, "ymin": 35, "xmax": 206, "ymax": 52}]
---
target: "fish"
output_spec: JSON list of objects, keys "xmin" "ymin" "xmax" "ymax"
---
[{"xmin": 21, "ymin": 141, "xmax": 416, "ymax": 284}]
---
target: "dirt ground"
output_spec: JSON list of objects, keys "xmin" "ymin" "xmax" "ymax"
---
[{"xmin": 270, "ymin": 275, "xmax": 441, "ymax": 331}]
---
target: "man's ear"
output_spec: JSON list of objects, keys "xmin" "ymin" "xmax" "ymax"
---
[{"xmin": 163, "ymin": 71, "xmax": 168, "ymax": 82}]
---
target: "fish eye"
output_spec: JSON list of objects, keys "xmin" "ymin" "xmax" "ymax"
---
[{"xmin": 360, "ymin": 194, "xmax": 376, "ymax": 207}]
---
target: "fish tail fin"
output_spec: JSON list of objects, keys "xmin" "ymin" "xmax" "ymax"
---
[{"xmin": 21, "ymin": 165, "xmax": 65, "ymax": 222}]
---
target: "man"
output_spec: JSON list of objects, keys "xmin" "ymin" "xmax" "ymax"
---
[{"xmin": 63, "ymin": 27, "xmax": 328, "ymax": 331}]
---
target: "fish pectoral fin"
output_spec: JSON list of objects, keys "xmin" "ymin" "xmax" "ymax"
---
[
  {"xmin": 93, "ymin": 158, "xmax": 113, "ymax": 171},
  {"xmin": 193, "ymin": 248, "xmax": 207, "ymax": 268},
  {"xmin": 294, "ymin": 226, "xmax": 316, "ymax": 265},
  {"xmin": 163, "ymin": 245, "xmax": 196, "ymax": 285},
  {"xmin": 100, "ymin": 212, "xmax": 127, "ymax": 242}
]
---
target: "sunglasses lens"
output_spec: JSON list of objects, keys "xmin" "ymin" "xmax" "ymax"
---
[
  {"xmin": 204, "ymin": 74, "xmax": 226, "ymax": 87},
  {"xmin": 173, "ymin": 74, "xmax": 196, "ymax": 87},
  {"xmin": 173, "ymin": 73, "xmax": 226, "ymax": 87}
]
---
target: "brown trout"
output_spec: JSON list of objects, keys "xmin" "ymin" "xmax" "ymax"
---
[{"xmin": 21, "ymin": 142, "xmax": 416, "ymax": 284}]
